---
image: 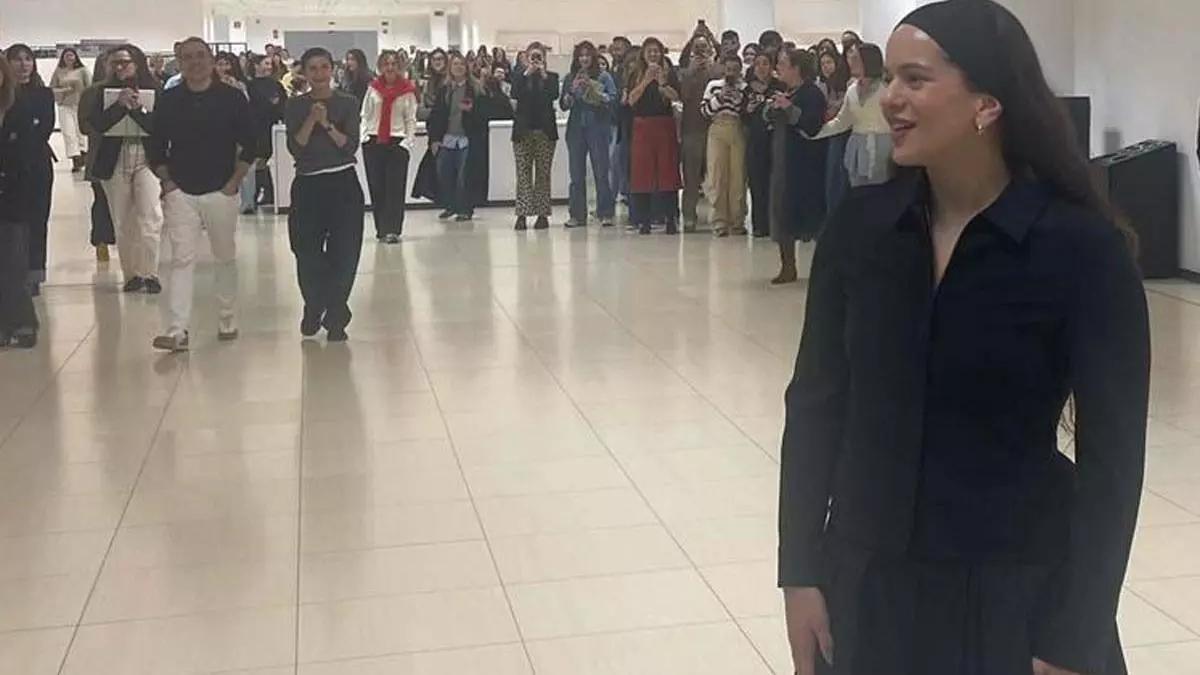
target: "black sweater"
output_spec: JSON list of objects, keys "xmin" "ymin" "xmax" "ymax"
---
[{"xmin": 148, "ymin": 80, "xmax": 257, "ymax": 195}]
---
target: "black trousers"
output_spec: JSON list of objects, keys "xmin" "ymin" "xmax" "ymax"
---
[
  {"xmin": 90, "ymin": 182, "xmax": 116, "ymax": 246},
  {"xmin": 288, "ymin": 168, "xmax": 365, "ymax": 331},
  {"xmin": 746, "ymin": 139, "xmax": 772, "ymax": 236},
  {"xmin": 629, "ymin": 191, "xmax": 678, "ymax": 226},
  {"xmin": 0, "ymin": 221, "xmax": 38, "ymax": 333},
  {"xmin": 28, "ymin": 159, "xmax": 53, "ymax": 278},
  {"xmin": 363, "ymin": 140, "xmax": 411, "ymax": 237}
]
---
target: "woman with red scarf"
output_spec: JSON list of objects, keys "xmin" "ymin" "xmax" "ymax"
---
[{"xmin": 361, "ymin": 49, "xmax": 419, "ymax": 244}]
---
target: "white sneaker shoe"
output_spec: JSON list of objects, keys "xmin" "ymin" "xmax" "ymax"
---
[
  {"xmin": 152, "ymin": 332, "xmax": 190, "ymax": 352},
  {"xmin": 217, "ymin": 316, "xmax": 239, "ymax": 342}
]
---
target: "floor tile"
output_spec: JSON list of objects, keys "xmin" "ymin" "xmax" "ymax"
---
[
  {"xmin": 1128, "ymin": 578, "xmax": 1200, "ymax": 637},
  {"xmin": 62, "ymin": 606, "xmax": 296, "ymax": 675},
  {"xmin": 0, "ymin": 627, "xmax": 74, "ymax": 675},
  {"xmin": 300, "ymin": 502, "xmax": 481, "ymax": 553},
  {"xmin": 0, "ymin": 573, "xmax": 95, "ymax": 630},
  {"xmin": 507, "ymin": 569, "xmax": 728, "ymax": 640},
  {"xmin": 490, "ymin": 525, "xmax": 690, "ymax": 583},
  {"xmin": 300, "ymin": 541, "xmax": 498, "ymax": 602},
  {"xmin": 669, "ymin": 515, "xmax": 778, "ymax": 566},
  {"xmin": 474, "ymin": 488, "xmax": 658, "ymax": 538},
  {"xmin": 297, "ymin": 643, "xmax": 532, "ymax": 674},
  {"xmin": 84, "ymin": 558, "xmax": 297, "ymax": 623},
  {"xmin": 298, "ymin": 587, "xmax": 518, "ymax": 662},
  {"xmin": 462, "ymin": 456, "xmax": 631, "ymax": 498},
  {"xmin": 1125, "ymin": 641, "xmax": 1200, "ymax": 675},
  {"xmin": 527, "ymin": 622, "xmax": 772, "ymax": 675},
  {"xmin": 699, "ymin": 561, "xmax": 783, "ymax": 619}
]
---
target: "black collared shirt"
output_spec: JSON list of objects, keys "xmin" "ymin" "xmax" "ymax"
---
[{"xmin": 778, "ymin": 170, "xmax": 1150, "ymax": 674}]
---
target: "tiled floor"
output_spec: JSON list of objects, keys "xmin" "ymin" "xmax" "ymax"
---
[{"xmin": 1, "ymin": 165, "xmax": 1199, "ymax": 674}]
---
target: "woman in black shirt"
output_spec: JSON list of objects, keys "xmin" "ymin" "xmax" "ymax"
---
[
  {"xmin": 626, "ymin": 37, "xmax": 682, "ymax": 235},
  {"xmin": 779, "ymin": 2, "xmax": 1149, "ymax": 675},
  {"xmin": 5, "ymin": 44, "xmax": 55, "ymax": 297},
  {"xmin": 0, "ymin": 56, "xmax": 40, "ymax": 348},
  {"xmin": 510, "ymin": 45, "xmax": 559, "ymax": 230}
]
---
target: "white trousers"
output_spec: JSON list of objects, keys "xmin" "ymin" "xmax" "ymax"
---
[
  {"xmin": 160, "ymin": 190, "xmax": 239, "ymax": 337},
  {"xmin": 102, "ymin": 143, "xmax": 163, "ymax": 280},
  {"xmin": 58, "ymin": 104, "xmax": 86, "ymax": 158}
]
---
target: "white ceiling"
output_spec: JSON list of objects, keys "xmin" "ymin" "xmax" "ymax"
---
[{"xmin": 208, "ymin": 0, "xmax": 453, "ymax": 17}]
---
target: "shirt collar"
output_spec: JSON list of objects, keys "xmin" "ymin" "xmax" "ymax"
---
[{"xmin": 890, "ymin": 170, "xmax": 1052, "ymax": 244}]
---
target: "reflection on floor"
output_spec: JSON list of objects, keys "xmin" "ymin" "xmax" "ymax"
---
[{"xmin": 1, "ymin": 169, "xmax": 1199, "ymax": 674}]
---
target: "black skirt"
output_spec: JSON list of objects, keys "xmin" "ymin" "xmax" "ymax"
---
[{"xmin": 817, "ymin": 540, "xmax": 1128, "ymax": 675}]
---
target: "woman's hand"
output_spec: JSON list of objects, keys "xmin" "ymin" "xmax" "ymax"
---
[
  {"xmin": 1033, "ymin": 658, "xmax": 1082, "ymax": 675},
  {"xmin": 117, "ymin": 88, "xmax": 139, "ymax": 110},
  {"xmin": 772, "ymin": 92, "xmax": 792, "ymax": 109},
  {"xmin": 784, "ymin": 587, "xmax": 834, "ymax": 675}
]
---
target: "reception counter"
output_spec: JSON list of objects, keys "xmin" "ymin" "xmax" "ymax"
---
[{"xmin": 269, "ymin": 119, "xmax": 570, "ymax": 211}]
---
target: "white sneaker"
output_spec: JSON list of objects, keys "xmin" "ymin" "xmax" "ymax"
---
[
  {"xmin": 152, "ymin": 332, "xmax": 190, "ymax": 352},
  {"xmin": 217, "ymin": 316, "xmax": 239, "ymax": 342}
]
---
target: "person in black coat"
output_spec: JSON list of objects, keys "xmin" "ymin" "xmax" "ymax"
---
[
  {"xmin": 5, "ymin": 44, "xmax": 55, "ymax": 297},
  {"xmin": 426, "ymin": 52, "xmax": 511, "ymax": 221},
  {"xmin": 248, "ymin": 54, "xmax": 287, "ymax": 205},
  {"xmin": 510, "ymin": 45, "xmax": 559, "ymax": 230},
  {"xmin": 779, "ymin": 3, "xmax": 1150, "ymax": 675},
  {"xmin": 0, "ymin": 56, "xmax": 40, "ymax": 347},
  {"xmin": 743, "ymin": 53, "xmax": 783, "ymax": 239},
  {"xmin": 766, "ymin": 49, "xmax": 826, "ymax": 284}
]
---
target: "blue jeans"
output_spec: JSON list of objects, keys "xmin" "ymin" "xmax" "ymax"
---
[
  {"xmin": 436, "ymin": 145, "xmax": 471, "ymax": 216},
  {"xmin": 611, "ymin": 131, "xmax": 629, "ymax": 198},
  {"xmin": 567, "ymin": 123, "xmax": 615, "ymax": 222}
]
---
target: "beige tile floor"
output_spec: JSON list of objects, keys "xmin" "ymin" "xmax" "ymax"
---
[{"xmin": 1, "ymin": 164, "xmax": 1199, "ymax": 674}]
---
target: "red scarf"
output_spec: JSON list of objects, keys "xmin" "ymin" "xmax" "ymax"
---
[{"xmin": 370, "ymin": 76, "xmax": 417, "ymax": 143}]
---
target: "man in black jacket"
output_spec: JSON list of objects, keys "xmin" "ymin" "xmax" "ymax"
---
[{"xmin": 148, "ymin": 37, "xmax": 256, "ymax": 352}]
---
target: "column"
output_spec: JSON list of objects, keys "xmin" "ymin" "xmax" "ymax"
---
[{"xmin": 430, "ymin": 11, "xmax": 449, "ymax": 48}]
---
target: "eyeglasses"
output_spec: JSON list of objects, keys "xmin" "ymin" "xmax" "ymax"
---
[{"xmin": 111, "ymin": 59, "xmax": 134, "ymax": 66}]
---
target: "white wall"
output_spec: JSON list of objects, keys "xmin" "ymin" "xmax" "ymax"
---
[
  {"xmin": 1074, "ymin": 0, "xmax": 1200, "ymax": 272},
  {"xmin": 244, "ymin": 15, "xmax": 431, "ymax": 52},
  {"xmin": 0, "ymin": 0, "xmax": 204, "ymax": 52},
  {"xmin": 775, "ymin": 0, "xmax": 859, "ymax": 43},
  {"xmin": 995, "ymin": 0, "xmax": 1075, "ymax": 94},
  {"xmin": 468, "ymin": 0, "xmax": 718, "ymax": 51}
]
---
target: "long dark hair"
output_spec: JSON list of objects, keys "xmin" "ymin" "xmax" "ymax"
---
[
  {"xmin": 818, "ymin": 49, "xmax": 849, "ymax": 95},
  {"xmin": 345, "ymin": 49, "xmax": 371, "ymax": 82},
  {"xmin": 570, "ymin": 41, "xmax": 602, "ymax": 79},
  {"xmin": 57, "ymin": 47, "xmax": 84, "ymax": 70},
  {"xmin": 949, "ymin": 5, "xmax": 1112, "ymax": 221},
  {"xmin": 0, "ymin": 56, "xmax": 17, "ymax": 113},
  {"xmin": 106, "ymin": 44, "xmax": 159, "ymax": 89},
  {"xmin": 215, "ymin": 51, "xmax": 246, "ymax": 83},
  {"xmin": 629, "ymin": 37, "xmax": 667, "ymax": 90},
  {"xmin": 5, "ymin": 44, "xmax": 45, "ymax": 88}
]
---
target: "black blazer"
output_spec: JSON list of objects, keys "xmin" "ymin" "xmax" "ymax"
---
[
  {"xmin": 83, "ymin": 84, "xmax": 156, "ymax": 181},
  {"xmin": 778, "ymin": 171, "xmax": 1150, "ymax": 675},
  {"xmin": 426, "ymin": 82, "xmax": 489, "ymax": 143},
  {"xmin": 0, "ymin": 96, "xmax": 39, "ymax": 222},
  {"xmin": 510, "ymin": 68, "xmax": 559, "ymax": 142}
]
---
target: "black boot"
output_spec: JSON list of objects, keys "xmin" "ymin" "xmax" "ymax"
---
[
  {"xmin": 771, "ymin": 244, "xmax": 798, "ymax": 285},
  {"xmin": 534, "ymin": 216, "xmax": 550, "ymax": 230},
  {"xmin": 515, "ymin": 216, "xmax": 528, "ymax": 231}
]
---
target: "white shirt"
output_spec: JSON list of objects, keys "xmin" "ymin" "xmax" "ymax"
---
[
  {"xmin": 360, "ymin": 86, "xmax": 419, "ymax": 148},
  {"xmin": 813, "ymin": 79, "xmax": 890, "ymax": 138}
]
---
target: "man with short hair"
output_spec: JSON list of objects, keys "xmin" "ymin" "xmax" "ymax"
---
[{"xmin": 148, "ymin": 37, "xmax": 257, "ymax": 352}]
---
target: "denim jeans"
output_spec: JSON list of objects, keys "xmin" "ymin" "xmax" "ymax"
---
[
  {"xmin": 567, "ymin": 123, "xmax": 614, "ymax": 222},
  {"xmin": 436, "ymin": 145, "xmax": 471, "ymax": 216}
]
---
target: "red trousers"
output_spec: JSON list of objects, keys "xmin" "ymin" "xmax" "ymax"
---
[{"xmin": 630, "ymin": 116, "xmax": 682, "ymax": 193}]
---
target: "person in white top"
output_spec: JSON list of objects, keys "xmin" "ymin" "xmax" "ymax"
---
[
  {"xmin": 49, "ymin": 48, "xmax": 91, "ymax": 172},
  {"xmin": 812, "ymin": 43, "xmax": 893, "ymax": 187},
  {"xmin": 701, "ymin": 53, "xmax": 750, "ymax": 236},
  {"xmin": 360, "ymin": 49, "xmax": 419, "ymax": 244}
]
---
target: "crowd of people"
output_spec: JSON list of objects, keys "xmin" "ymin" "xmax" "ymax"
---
[{"xmin": 0, "ymin": 23, "xmax": 892, "ymax": 350}]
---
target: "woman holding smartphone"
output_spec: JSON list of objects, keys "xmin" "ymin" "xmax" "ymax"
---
[
  {"xmin": 626, "ymin": 38, "xmax": 682, "ymax": 235},
  {"xmin": 361, "ymin": 49, "xmax": 419, "ymax": 243},
  {"xmin": 85, "ymin": 44, "xmax": 163, "ymax": 294},
  {"xmin": 510, "ymin": 45, "xmax": 560, "ymax": 230},
  {"xmin": 427, "ymin": 52, "xmax": 486, "ymax": 222},
  {"xmin": 561, "ymin": 41, "xmax": 618, "ymax": 228}
]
